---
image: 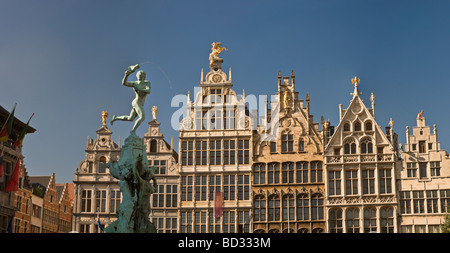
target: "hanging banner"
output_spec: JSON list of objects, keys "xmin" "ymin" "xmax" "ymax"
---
[{"xmin": 214, "ymin": 191, "xmax": 223, "ymax": 218}]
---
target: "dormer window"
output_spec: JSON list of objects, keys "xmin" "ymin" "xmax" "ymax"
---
[
  {"xmin": 344, "ymin": 123, "xmax": 350, "ymax": 132},
  {"xmin": 365, "ymin": 121, "xmax": 373, "ymax": 131},
  {"xmin": 354, "ymin": 121, "xmax": 361, "ymax": 131}
]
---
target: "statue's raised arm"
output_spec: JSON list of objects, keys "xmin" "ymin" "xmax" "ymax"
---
[{"xmin": 111, "ymin": 64, "xmax": 151, "ymax": 135}]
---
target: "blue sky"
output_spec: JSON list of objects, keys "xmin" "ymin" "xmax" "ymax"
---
[{"xmin": 1, "ymin": 0, "xmax": 450, "ymax": 183}]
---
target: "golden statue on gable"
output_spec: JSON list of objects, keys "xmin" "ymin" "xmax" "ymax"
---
[{"xmin": 209, "ymin": 42, "xmax": 228, "ymax": 66}]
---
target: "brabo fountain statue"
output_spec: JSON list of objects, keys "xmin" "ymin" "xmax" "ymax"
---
[{"xmin": 105, "ymin": 64, "xmax": 157, "ymax": 233}]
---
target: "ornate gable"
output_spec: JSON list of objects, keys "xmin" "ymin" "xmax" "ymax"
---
[{"xmin": 325, "ymin": 77, "xmax": 394, "ymax": 154}]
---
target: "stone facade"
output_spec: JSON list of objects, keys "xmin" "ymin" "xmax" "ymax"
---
[
  {"xmin": 398, "ymin": 114, "xmax": 450, "ymax": 233},
  {"xmin": 146, "ymin": 109, "xmax": 179, "ymax": 233},
  {"xmin": 252, "ymin": 71, "xmax": 329, "ymax": 233},
  {"xmin": 324, "ymin": 80, "xmax": 399, "ymax": 233},
  {"xmin": 73, "ymin": 117, "xmax": 121, "ymax": 233},
  {"xmin": 178, "ymin": 58, "xmax": 253, "ymax": 233}
]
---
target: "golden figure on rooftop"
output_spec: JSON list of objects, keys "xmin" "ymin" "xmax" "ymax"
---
[{"xmin": 209, "ymin": 42, "xmax": 228, "ymax": 66}]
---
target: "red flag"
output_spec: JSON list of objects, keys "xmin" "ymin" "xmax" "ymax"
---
[
  {"xmin": 5, "ymin": 157, "xmax": 20, "ymax": 192},
  {"xmin": 214, "ymin": 191, "xmax": 223, "ymax": 218},
  {"xmin": 0, "ymin": 150, "xmax": 3, "ymax": 177}
]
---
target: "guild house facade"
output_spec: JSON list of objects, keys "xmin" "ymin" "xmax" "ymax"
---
[
  {"xmin": 178, "ymin": 46, "xmax": 253, "ymax": 233},
  {"xmin": 251, "ymin": 70, "xmax": 330, "ymax": 233},
  {"xmin": 324, "ymin": 78, "xmax": 399, "ymax": 233},
  {"xmin": 397, "ymin": 113, "xmax": 450, "ymax": 233}
]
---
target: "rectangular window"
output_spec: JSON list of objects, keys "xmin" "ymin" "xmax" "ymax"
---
[
  {"xmin": 181, "ymin": 176, "xmax": 193, "ymax": 201},
  {"xmin": 407, "ymin": 163, "xmax": 417, "ymax": 178},
  {"xmin": 165, "ymin": 185, "xmax": 177, "ymax": 208},
  {"xmin": 419, "ymin": 163, "xmax": 427, "ymax": 178},
  {"xmin": 195, "ymin": 176, "xmax": 207, "ymax": 201},
  {"xmin": 268, "ymin": 163, "xmax": 280, "ymax": 184},
  {"xmin": 152, "ymin": 160, "xmax": 167, "ymax": 175},
  {"xmin": 223, "ymin": 175, "xmax": 235, "ymax": 200},
  {"xmin": 281, "ymin": 134, "xmax": 293, "ymax": 153},
  {"xmin": 379, "ymin": 168, "xmax": 392, "ymax": 194},
  {"xmin": 270, "ymin": 142, "xmax": 277, "ymax": 153},
  {"xmin": 310, "ymin": 161, "xmax": 323, "ymax": 183},
  {"xmin": 400, "ymin": 191, "xmax": 411, "ymax": 214},
  {"xmin": 413, "ymin": 191, "xmax": 425, "ymax": 213},
  {"xmin": 195, "ymin": 110, "xmax": 202, "ymax": 130},
  {"xmin": 81, "ymin": 190, "xmax": 92, "ymax": 213},
  {"xmin": 95, "ymin": 190, "xmax": 107, "ymax": 213},
  {"xmin": 254, "ymin": 163, "xmax": 265, "ymax": 184},
  {"xmin": 181, "ymin": 141, "xmax": 194, "ymax": 166},
  {"xmin": 237, "ymin": 139, "xmax": 249, "ymax": 164},
  {"xmin": 440, "ymin": 190, "xmax": 450, "ymax": 213},
  {"xmin": 430, "ymin": 162, "xmax": 441, "ymax": 177},
  {"xmin": 296, "ymin": 162, "xmax": 308, "ymax": 183},
  {"xmin": 209, "ymin": 140, "xmax": 221, "ymax": 165},
  {"xmin": 345, "ymin": 170, "xmax": 358, "ymax": 195},
  {"xmin": 282, "ymin": 162, "xmax": 294, "ymax": 184},
  {"xmin": 299, "ymin": 140, "xmax": 305, "ymax": 151},
  {"xmin": 195, "ymin": 141, "xmax": 207, "ymax": 166},
  {"xmin": 328, "ymin": 171, "xmax": 341, "ymax": 196},
  {"xmin": 223, "ymin": 140, "xmax": 235, "ymax": 165},
  {"xmin": 209, "ymin": 175, "xmax": 221, "ymax": 201},
  {"xmin": 419, "ymin": 141, "xmax": 426, "ymax": 153},
  {"xmin": 426, "ymin": 190, "xmax": 439, "ymax": 213},
  {"xmin": 224, "ymin": 107, "xmax": 235, "ymax": 130}
]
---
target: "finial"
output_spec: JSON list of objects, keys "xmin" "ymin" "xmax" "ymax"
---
[
  {"xmin": 229, "ymin": 67, "xmax": 232, "ymax": 82},
  {"xmin": 187, "ymin": 91, "xmax": 190, "ymax": 102},
  {"xmin": 201, "ymin": 68, "xmax": 204, "ymax": 83},
  {"xmin": 243, "ymin": 89, "xmax": 245, "ymax": 102},
  {"xmin": 389, "ymin": 118, "xmax": 394, "ymax": 127},
  {"xmin": 278, "ymin": 70, "xmax": 281, "ymax": 78}
]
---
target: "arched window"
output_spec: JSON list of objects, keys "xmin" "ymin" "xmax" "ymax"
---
[
  {"xmin": 344, "ymin": 139, "xmax": 356, "ymax": 154},
  {"xmin": 310, "ymin": 161, "xmax": 323, "ymax": 182},
  {"xmin": 328, "ymin": 208, "xmax": 343, "ymax": 233},
  {"xmin": 297, "ymin": 194, "xmax": 309, "ymax": 220},
  {"xmin": 254, "ymin": 195, "xmax": 266, "ymax": 221},
  {"xmin": 365, "ymin": 121, "xmax": 373, "ymax": 131},
  {"xmin": 380, "ymin": 207, "xmax": 394, "ymax": 233},
  {"xmin": 298, "ymin": 228, "xmax": 309, "ymax": 233},
  {"xmin": 282, "ymin": 228, "xmax": 294, "ymax": 233},
  {"xmin": 346, "ymin": 208, "xmax": 360, "ymax": 233},
  {"xmin": 268, "ymin": 163, "xmax": 280, "ymax": 184},
  {"xmin": 282, "ymin": 194, "xmax": 295, "ymax": 221},
  {"xmin": 311, "ymin": 193, "xmax": 324, "ymax": 220},
  {"xmin": 364, "ymin": 207, "xmax": 377, "ymax": 233},
  {"xmin": 344, "ymin": 123, "xmax": 350, "ymax": 132},
  {"xmin": 361, "ymin": 139, "xmax": 373, "ymax": 154},
  {"xmin": 354, "ymin": 121, "xmax": 361, "ymax": 131},
  {"xmin": 99, "ymin": 156, "xmax": 107, "ymax": 173},
  {"xmin": 150, "ymin": 139, "xmax": 157, "ymax": 153},
  {"xmin": 296, "ymin": 162, "xmax": 308, "ymax": 183},
  {"xmin": 312, "ymin": 228, "xmax": 324, "ymax": 233},
  {"xmin": 253, "ymin": 163, "xmax": 266, "ymax": 184},
  {"xmin": 268, "ymin": 195, "xmax": 280, "ymax": 221},
  {"xmin": 282, "ymin": 162, "xmax": 294, "ymax": 183}
]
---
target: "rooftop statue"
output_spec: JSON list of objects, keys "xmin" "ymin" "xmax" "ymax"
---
[
  {"xmin": 111, "ymin": 64, "xmax": 151, "ymax": 135},
  {"xmin": 209, "ymin": 42, "xmax": 228, "ymax": 66}
]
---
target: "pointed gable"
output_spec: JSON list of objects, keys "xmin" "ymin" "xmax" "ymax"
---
[{"xmin": 325, "ymin": 79, "xmax": 394, "ymax": 154}]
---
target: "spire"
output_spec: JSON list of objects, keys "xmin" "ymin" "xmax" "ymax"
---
[
  {"xmin": 201, "ymin": 68, "xmax": 204, "ymax": 83},
  {"xmin": 229, "ymin": 67, "xmax": 232, "ymax": 82}
]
